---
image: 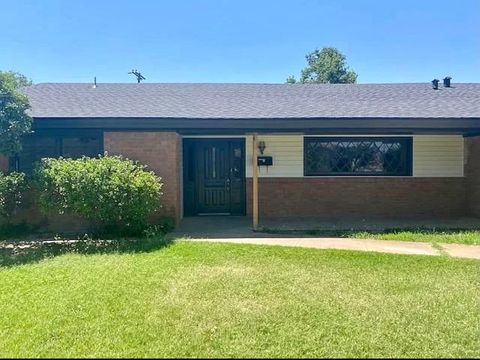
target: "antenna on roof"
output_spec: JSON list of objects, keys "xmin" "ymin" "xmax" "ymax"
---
[{"xmin": 128, "ymin": 69, "xmax": 146, "ymax": 83}]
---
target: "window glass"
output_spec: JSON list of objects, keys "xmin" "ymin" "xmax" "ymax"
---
[
  {"xmin": 62, "ymin": 137, "xmax": 101, "ymax": 158},
  {"xmin": 16, "ymin": 136, "xmax": 59, "ymax": 174},
  {"xmin": 304, "ymin": 137, "xmax": 412, "ymax": 176},
  {"xmin": 231, "ymin": 145, "xmax": 243, "ymax": 179},
  {"xmin": 16, "ymin": 132, "xmax": 102, "ymax": 174}
]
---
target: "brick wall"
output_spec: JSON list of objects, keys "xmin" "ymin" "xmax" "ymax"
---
[
  {"xmin": 0, "ymin": 155, "xmax": 8, "ymax": 173},
  {"xmin": 104, "ymin": 131, "xmax": 182, "ymax": 222},
  {"xmin": 247, "ymin": 177, "xmax": 466, "ymax": 219},
  {"xmin": 9, "ymin": 188, "xmax": 89, "ymax": 232},
  {"xmin": 465, "ymin": 136, "xmax": 480, "ymax": 217}
]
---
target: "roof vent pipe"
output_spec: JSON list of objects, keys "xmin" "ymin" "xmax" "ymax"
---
[
  {"xmin": 432, "ymin": 79, "xmax": 439, "ymax": 90},
  {"xmin": 92, "ymin": 76, "xmax": 97, "ymax": 89},
  {"xmin": 443, "ymin": 76, "xmax": 452, "ymax": 87}
]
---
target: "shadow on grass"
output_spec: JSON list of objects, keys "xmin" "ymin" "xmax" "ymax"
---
[{"xmin": 0, "ymin": 236, "xmax": 174, "ymax": 267}]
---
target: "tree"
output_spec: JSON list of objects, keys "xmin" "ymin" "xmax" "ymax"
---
[
  {"xmin": 0, "ymin": 71, "xmax": 32, "ymax": 156},
  {"xmin": 287, "ymin": 47, "xmax": 358, "ymax": 84},
  {"xmin": 286, "ymin": 75, "xmax": 297, "ymax": 84}
]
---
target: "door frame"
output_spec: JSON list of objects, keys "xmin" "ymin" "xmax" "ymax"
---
[{"xmin": 182, "ymin": 137, "xmax": 246, "ymax": 217}]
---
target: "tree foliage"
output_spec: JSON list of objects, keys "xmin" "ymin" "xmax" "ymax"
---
[
  {"xmin": 287, "ymin": 47, "xmax": 357, "ymax": 84},
  {"xmin": 0, "ymin": 71, "xmax": 33, "ymax": 156}
]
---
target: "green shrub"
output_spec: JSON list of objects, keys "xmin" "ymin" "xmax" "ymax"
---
[
  {"xmin": 0, "ymin": 172, "xmax": 28, "ymax": 221},
  {"xmin": 143, "ymin": 216, "xmax": 176, "ymax": 238},
  {"xmin": 34, "ymin": 155, "xmax": 163, "ymax": 235}
]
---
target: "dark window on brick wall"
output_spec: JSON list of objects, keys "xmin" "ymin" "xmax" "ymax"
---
[
  {"xmin": 62, "ymin": 137, "xmax": 103, "ymax": 158},
  {"xmin": 14, "ymin": 130, "xmax": 103, "ymax": 174},
  {"xmin": 304, "ymin": 137, "xmax": 413, "ymax": 176}
]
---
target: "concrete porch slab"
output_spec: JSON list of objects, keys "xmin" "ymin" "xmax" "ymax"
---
[
  {"xmin": 171, "ymin": 216, "xmax": 480, "ymax": 239},
  {"xmin": 260, "ymin": 216, "xmax": 480, "ymax": 232},
  {"xmin": 170, "ymin": 216, "xmax": 261, "ymax": 238}
]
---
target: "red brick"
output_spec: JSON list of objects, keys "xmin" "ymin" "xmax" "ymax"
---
[
  {"xmin": 246, "ymin": 177, "xmax": 466, "ymax": 218},
  {"xmin": 465, "ymin": 136, "xmax": 480, "ymax": 217},
  {"xmin": 104, "ymin": 131, "xmax": 181, "ymax": 223}
]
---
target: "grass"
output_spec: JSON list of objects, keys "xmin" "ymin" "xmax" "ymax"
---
[
  {"xmin": 261, "ymin": 227, "xmax": 480, "ymax": 245},
  {"xmin": 350, "ymin": 229, "xmax": 480, "ymax": 245},
  {"xmin": 0, "ymin": 240, "xmax": 479, "ymax": 358}
]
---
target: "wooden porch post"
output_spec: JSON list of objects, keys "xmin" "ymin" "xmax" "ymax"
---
[{"xmin": 252, "ymin": 133, "xmax": 259, "ymax": 230}]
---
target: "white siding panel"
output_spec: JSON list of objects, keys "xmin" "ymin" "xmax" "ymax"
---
[
  {"xmin": 246, "ymin": 135, "xmax": 303, "ymax": 177},
  {"xmin": 243, "ymin": 134, "xmax": 464, "ymax": 178},
  {"xmin": 413, "ymin": 135, "xmax": 464, "ymax": 177}
]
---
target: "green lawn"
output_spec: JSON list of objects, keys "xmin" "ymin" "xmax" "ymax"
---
[
  {"xmin": 350, "ymin": 229, "xmax": 480, "ymax": 245},
  {"xmin": 0, "ymin": 241, "xmax": 479, "ymax": 358},
  {"xmin": 286, "ymin": 228, "xmax": 480, "ymax": 245}
]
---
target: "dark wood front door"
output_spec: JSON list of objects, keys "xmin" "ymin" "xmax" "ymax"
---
[{"xmin": 183, "ymin": 139, "xmax": 245, "ymax": 216}]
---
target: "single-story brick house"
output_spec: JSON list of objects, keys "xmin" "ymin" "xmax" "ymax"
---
[{"xmin": 3, "ymin": 81, "xmax": 480, "ymax": 228}]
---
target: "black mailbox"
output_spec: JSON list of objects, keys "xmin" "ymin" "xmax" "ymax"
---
[{"xmin": 257, "ymin": 156, "xmax": 273, "ymax": 166}]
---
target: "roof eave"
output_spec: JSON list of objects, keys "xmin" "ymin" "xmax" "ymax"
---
[{"xmin": 30, "ymin": 116, "xmax": 480, "ymax": 135}]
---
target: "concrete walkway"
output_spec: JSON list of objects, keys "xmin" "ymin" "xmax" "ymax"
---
[
  {"xmin": 183, "ymin": 237, "xmax": 480, "ymax": 259},
  {"xmin": 172, "ymin": 217, "xmax": 480, "ymax": 259}
]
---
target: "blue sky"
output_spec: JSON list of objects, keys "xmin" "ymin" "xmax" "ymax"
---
[{"xmin": 1, "ymin": 0, "xmax": 479, "ymax": 84}]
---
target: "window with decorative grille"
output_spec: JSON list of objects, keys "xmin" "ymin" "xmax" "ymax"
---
[{"xmin": 304, "ymin": 137, "xmax": 412, "ymax": 176}]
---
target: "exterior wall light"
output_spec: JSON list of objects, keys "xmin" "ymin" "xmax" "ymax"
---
[{"xmin": 258, "ymin": 141, "xmax": 266, "ymax": 155}]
